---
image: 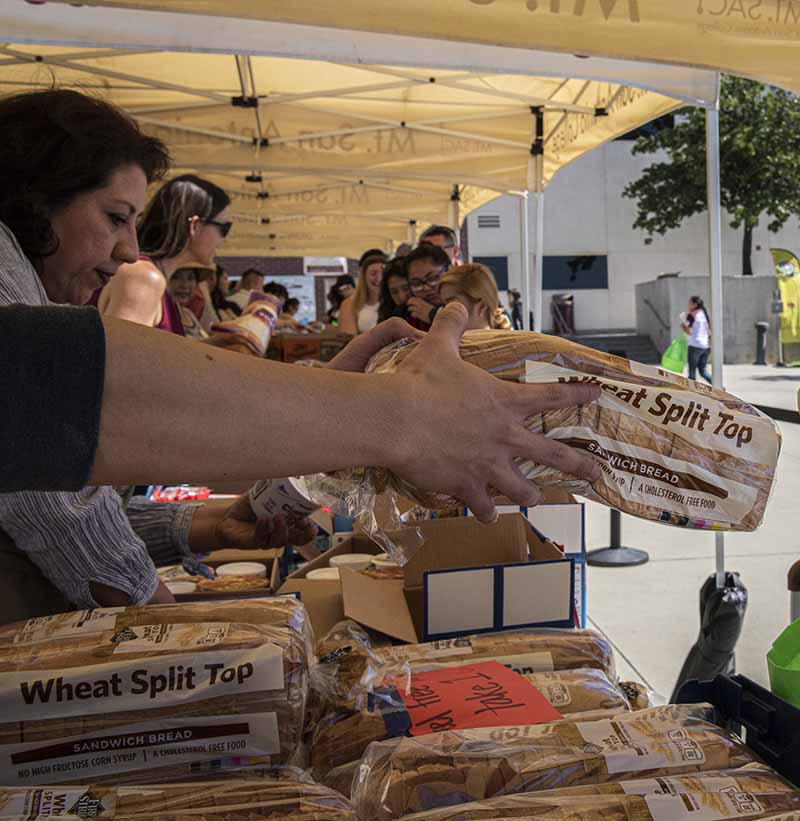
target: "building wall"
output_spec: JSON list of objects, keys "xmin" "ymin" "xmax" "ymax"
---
[
  {"xmin": 466, "ymin": 141, "xmax": 800, "ymax": 334},
  {"xmin": 636, "ymin": 275, "xmax": 780, "ymax": 365}
]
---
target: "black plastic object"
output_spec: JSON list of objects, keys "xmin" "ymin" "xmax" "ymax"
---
[
  {"xmin": 550, "ymin": 293, "xmax": 575, "ymax": 336},
  {"xmin": 587, "ymin": 509, "xmax": 650, "ymax": 567},
  {"xmin": 670, "ymin": 572, "xmax": 748, "ymax": 701},
  {"xmin": 754, "ymin": 320, "xmax": 769, "ymax": 365},
  {"xmin": 675, "ymin": 674, "xmax": 800, "ymax": 787}
]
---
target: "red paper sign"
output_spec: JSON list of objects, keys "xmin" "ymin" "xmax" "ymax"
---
[{"xmin": 390, "ymin": 660, "xmax": 563, "ymax": 736}]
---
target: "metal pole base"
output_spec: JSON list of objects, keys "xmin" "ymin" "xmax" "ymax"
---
[{"xmin": 587, "ymin": 546, "xmax": 650, "ymax": 567}]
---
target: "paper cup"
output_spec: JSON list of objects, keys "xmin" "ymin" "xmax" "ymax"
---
[
  {"xmin": 306, "ymin": 567, "xmax": 340, "ymax": 581},
  {"xmin": 216, "ymin": 561, "xmax": 267, "ymax": 579},
  {"xmin": 330, "ymin": 553, "xmax": 373, "ymax": 572},
  {"xmin": 249, "ymin": 476, "xmax": 320, "ymax": 519},
  {"xmin": 371, "ymin": 552, "xmax": 401, "ymax": 569},
  {"xmin": 166, "ymin": 581, "xmax": 197, "ymax": 595}
]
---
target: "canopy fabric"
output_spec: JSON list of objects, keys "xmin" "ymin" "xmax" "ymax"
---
[
  {"xmin": 0, "ymin": 39, "xmax": 680, "ymax": 256},
  {"xmin": 40, "ymin": 0, "xmax": 800, "ymax": 96}
]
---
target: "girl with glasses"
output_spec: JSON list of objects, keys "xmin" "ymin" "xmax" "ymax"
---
[{"xmin": 93, "ymin": 174, "xmax": 232, "ymax": 336}]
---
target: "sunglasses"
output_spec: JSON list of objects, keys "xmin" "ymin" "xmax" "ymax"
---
[{"xmin": 203, "ymin": 218, "xmax": 233, "ymax": 238}]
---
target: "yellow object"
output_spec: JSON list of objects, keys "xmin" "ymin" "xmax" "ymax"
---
[{"xmin": 772, "ymin": 249, "xmax": 800, "ymax": 345}]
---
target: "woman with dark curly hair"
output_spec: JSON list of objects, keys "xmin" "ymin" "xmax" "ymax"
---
[
  {"xmin": 94, "ymin": 173, "xmax": 232, "ymax": 334},
  {"xmin": 0, "ymin": 89, "xmax": 315, "ymax": 621}
]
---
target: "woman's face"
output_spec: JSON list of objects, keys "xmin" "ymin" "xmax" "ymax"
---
[
  {"xmin": 688, "ymin": 299, "xmax": 697, "ymax": 313},
  {"xmin": 387, "ymin": 274, "xmax": 410, "ymax": 307},
  {"xmin": 440, "ymin": 283, "xmax": 490, "ymax": 331},
  {"xmin": 42, "ymin": 164, "xmax": 147, "ymax": 305},
  {"xmin": 169, "ymin": 270, "xmax": 197, "ymax": 305},
  {"xmin": 218, "ymin": 270, "xmax": 229, "ymax": 293},
  {"xmin": 365, "ymin": 262, "xmax": 384, "ymax": 293},
  {"xmin": 187, "ymin": 204, "xmax": 232, "ymax": 267}
]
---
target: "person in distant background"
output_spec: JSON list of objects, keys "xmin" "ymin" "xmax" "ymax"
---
[
  {"xmin": 278, "ymin": 297, "xmax": 304, "ymax": 331},
  {"xmin": 508, "ymin": 289, "xmax": 524, "ymax": 330},
  {"xmin": 94, "ymin": 174, "xmax": 231, "ymax": 337},
  {"xmin": 262, "ymin": 281, "xmax": 289, "ymax": 312},
  {"xmin": 439, "ymin": 263, "xmax": 513, "ymax": 331},
  {"xmin": 229, "ymin": 267, "xmax": 265, "ymax": 311},
  {"xmin": 339, "ymin": 253, "xmax": 385, "ymax": 334},
  {"xmin": 404, "ymin": 243, "xmax": 450, "ymax": 331},
  {"xmin": 325, "ymin": 274, "xmax": 356, "ymax": 325},
  {"xmin": 419, "ymin": 224, "xmax": 461, "ymax": 265},
  {"xmin": 393, "ymin": 242, "xmax": 413, "ymax": 259},
  {"xmin": 378, "ymin": 258, "xmax": 411, "ymax": 323},
  {"xmin": 681, "ymin": 295, "xmax": 712, "ymax": 383},
  {"xmin": 168, "ymin": 267, "xmax": 208, "ymax": 339}
]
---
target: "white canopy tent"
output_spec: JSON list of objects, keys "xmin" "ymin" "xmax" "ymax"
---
[{"xmin": 6, "ymin": 0, "xmax": 769, "ymax": 583}]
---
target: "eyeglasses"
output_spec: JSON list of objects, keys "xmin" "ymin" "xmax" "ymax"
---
[
  {"xmin": 203, "ymin": 219, "xmax": 233, "ymax": 238},
  {"xmin": 409, "ymin": 267, "xmax": 447, "ymax": 294}
]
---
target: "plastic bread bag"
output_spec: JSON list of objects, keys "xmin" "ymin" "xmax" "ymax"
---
[
  {"xmin": 363, "ymin": 628, "xmax": 617, "ymax": 687},
  {"xmin": 351, "ymin": 704, "xmax": 760, "ymax": 820},
  {"xmin": 304, "ymin": 473, "xmax": 426, "ymax": 565},
  {"xmin": 398, "ymin": 769, "xmax": 800, "ymax": 819},
  {"xmin": 309, "ymin": 667, "xmax": 631, "ymax": 781},
  {"xmin": 0, "ymin": 617, "xmax": 311, "ymax": 784},
  {"xmin": 311, "ymin": 619, "xmax": 393, "ymax": 713},
  {"xmin": 0, "ymin": 776, "xmax": 358, "ymax": 820},
  {"xmin": 619, "ymin": 680, "xmax": 661, "ymax": 711},
  {"xmin": 323, "ymin": 331, "xmax": 781, "ymax": 537}
]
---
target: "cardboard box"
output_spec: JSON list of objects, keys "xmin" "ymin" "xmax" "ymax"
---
[
  {"xmin": 471, "ymin": 490, "xmax": 585, "ymax": 557},
  {"xmin": 281, "ymin": 513, "xmax": 574, "ymax": 643},
  {"xmin": 176, "ymin": 554, "xmax": 281, "ymax": 602},
  {"xmin": 279, "ymin": 532, "xmax": 383, "ymax": 638}
]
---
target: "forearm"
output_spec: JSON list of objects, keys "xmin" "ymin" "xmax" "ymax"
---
[{"xmin": 92, "ymin": 316, "xmax": 407, "ymax": 486}]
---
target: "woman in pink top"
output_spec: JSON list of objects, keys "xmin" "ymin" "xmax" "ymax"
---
[{"xmin": 94, "ymin": 174, "xmax": 231, "ymax": 335}]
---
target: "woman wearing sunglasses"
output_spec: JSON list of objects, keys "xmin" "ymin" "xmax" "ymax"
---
[{"xmin": 93, "ymin": 174, "xmax": 232, "ymax": 335}]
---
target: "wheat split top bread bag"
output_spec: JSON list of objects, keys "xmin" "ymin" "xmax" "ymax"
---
[
  {"xmin": 353, "ymin": 331, "xmax": 781, "ymax": 532},
  {"xmin": 0, "ymin": 600, "xmax": 312, "ymax": 785}
]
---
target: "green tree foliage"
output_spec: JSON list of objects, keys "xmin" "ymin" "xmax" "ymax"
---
[{"xmin": 623, "ymin": 76, "xmax": 800, "ymax": 275}]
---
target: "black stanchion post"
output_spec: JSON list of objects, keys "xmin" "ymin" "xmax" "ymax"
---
[{"xmin": 587, "ymin": 509, "xmax": 650, "ymax": 567}]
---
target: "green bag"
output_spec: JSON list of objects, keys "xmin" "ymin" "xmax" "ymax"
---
[
  {"xmin": 661, "ymin": 335, "xmax": 687, "ymax": 373},
  {"xmin": 768, "ymin": 620, "xmax": 800, "ymax": 708}
]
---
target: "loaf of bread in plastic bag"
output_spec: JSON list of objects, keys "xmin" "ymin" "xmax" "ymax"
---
[
  {"xmin": 359, "ymin": 331, "xmax": 781, "ymax": 532},
  {"xmin": 312, "ymin": 628, "xmax": 615, "ymax": 715},
  {"xmin": 0, "ymin": 608, "xmax": 310, "ymax": 784},
  {"xmin": 311, "ymin": 667, "xmax": 630, "ymax": 779},
  {"xmin": 0, "ymin": 597, "xmax": 313, "ymax": 649},
  {"xmin": 398, "ymin": 768, "xmax": 798, "ymax": 819},
  {"xmin": 351, "ymin": 704, "xmax": 760, "ymax": 819},
  {"xmin": 0, "ymin": 775, "xmax": 356, "ymax": 820}
]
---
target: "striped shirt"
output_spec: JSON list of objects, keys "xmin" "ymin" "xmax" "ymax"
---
[{"xmin": 0, "ymin": 221, "xmax": 199, "ymax": 610}]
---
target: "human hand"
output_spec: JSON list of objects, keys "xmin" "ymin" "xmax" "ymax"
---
[
  {"xmin": 191, "ymin": 495, "xmax": 318, "ymax": 551},
  {"xmin": 407, "ymin": 296, "xmax": 436, "ymax": 323},
  {"xmin": 385, "ymin": 303, "xmax": 602, "ymax": 522},
  {"xmin": 327, "ymin": 317, "xmax": 424, "ymax": 373}
]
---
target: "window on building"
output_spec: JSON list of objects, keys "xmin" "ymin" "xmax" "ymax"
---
[
  {"xmin": 543, "ymin": 255, "xmax": 608, "ymax": 290},
  {"xmin": 472, "ymin": 256, "xmax": 509, "ymax": 291}
]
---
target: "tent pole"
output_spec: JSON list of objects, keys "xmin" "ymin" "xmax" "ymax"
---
[
  {"xmin": 533, "ymin": 190, "xmax": 544, "ymax": 333},
  {"xmin": 529, "ymin": 111, "xmax": 545, "ymax": 334},
  {"xmin": 407, "ymin": 220, "xmax": 417, "ymax": 245},
  {"xmin": 449, "ymin": 185, "xmax": 461, "ymax": 237},
  {"xmin": 519, "ymin": 192, "xmax": 532, "ymax": 331},
  {"xmin": 706, "ymin": 86, "xmax": 726, "ymax": 590}
]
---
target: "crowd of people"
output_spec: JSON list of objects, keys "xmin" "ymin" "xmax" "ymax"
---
[{"xmin": 0, "ymin": 87, "xmax": 602, "ymax": 626}]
